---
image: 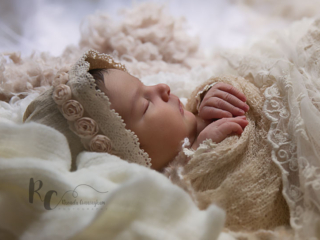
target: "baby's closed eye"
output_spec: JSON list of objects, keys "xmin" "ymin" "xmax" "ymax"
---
[{"xmin": 144, "ymin": 100, "xmax": 150, "ymax": 114}]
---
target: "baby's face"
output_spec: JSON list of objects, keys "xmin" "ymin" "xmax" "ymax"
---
[{"xmin": 102, "ymin": 69, "xmax": 197, "ymax": 170}]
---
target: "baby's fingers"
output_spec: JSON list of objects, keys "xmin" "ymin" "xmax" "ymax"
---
[
  {"xmin": 218, "ymin": 121, "xmax": 244, "ymax": 136},
  {"xmin": 215, "ymin": 117, "xmax": 248, "ymax": 128},
  {"xmin": 195, "ymin": 117, "xmax": 248, "ymax": 147},
  {"xmin": 214, "ymin": 82, "xmax": 247, "ymax": 102},
  {"xmin": 199, "ymin": 97, "xmax": 246, "ymax": 119},
  {"xmin": 199, "ymin": 105, "xmax": 233, "ymax": 119},
  {"xmin": 214, "ymin": 89, "xmax": 250, "ymax": 113}
]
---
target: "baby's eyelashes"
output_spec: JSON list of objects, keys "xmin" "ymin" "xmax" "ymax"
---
[{"xmin": 143, "ymin": 100, "xmax": 150, "ymax": 114}]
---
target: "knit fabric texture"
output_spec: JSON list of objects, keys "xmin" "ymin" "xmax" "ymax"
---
[{"xmin": 164, "ymin": 75, "xmax": 290, "ymax": 232}]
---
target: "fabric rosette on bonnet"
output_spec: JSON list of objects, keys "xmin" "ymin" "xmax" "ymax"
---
[{"xmin": 23, "ymin": 50, "xmax": 152, "ymax": 171}]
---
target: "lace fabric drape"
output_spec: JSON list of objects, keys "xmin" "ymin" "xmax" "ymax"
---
[{"xmin": 224, "ymin": 18, "xmax": 320, "ymax": 239}]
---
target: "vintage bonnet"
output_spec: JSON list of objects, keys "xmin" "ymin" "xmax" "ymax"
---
[{"xmin": 23, "ymin": 50, "xmax": 152, "ymax": 170}]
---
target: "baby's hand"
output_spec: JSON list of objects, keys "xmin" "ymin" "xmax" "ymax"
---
[
  {"xmin": 191, "ymin": 116, "xmax": 248, "ymax": 150},
  {"xmin": 198, "ymin": 83, "xmax": 250, "ymax": 120}
]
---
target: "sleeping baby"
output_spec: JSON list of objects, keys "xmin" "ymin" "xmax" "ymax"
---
[
  {"xmin": 88, "ymin": 67, "xmax": 250, "ymax": 171},
  {"xmin": 23, "ymin": 50, "xmax": 290, "ymax": 233}
]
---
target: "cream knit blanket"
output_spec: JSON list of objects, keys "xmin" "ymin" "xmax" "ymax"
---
[
  {"xmin": 163, "ymin": 75, "xmax": 290, "ymax": 232},
  {"xmin": 0, "ymin": 118, "xmax": 226, "ymax": 240}
]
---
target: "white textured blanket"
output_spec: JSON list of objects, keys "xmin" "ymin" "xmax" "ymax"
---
[{"xmin": 0, "ymin": 117, "xmax": 225, "ymax": 240}]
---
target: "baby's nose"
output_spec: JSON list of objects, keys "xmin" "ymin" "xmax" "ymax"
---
[{"xmin": 156, "ymin": 83, "xmax": 170, "ymax": 102}]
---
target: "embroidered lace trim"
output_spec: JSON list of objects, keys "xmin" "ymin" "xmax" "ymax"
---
[{"xmin": 66, "ymin": 50, "xmax": 152, "ymax": 168}]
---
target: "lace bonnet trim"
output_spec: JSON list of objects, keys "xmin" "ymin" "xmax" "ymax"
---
[{"xmin": 52, "ymin": 49, "xmax": 152, "ymax": 168}]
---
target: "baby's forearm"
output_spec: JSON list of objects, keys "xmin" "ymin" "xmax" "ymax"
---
[
  {"xmin": 190, "ymin": 129, "xmax": 212, "ymax": 150},
  {"xmin": 195, "ymin": 115, "xmax": 211, "ymax": 138},
  {"xmin": 191, "ymin": 116, "xmax": 248, "ymax": 150},
  {"xmin": 191, "ymin": 115, "xmax": 212, "ymax": 150}
]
